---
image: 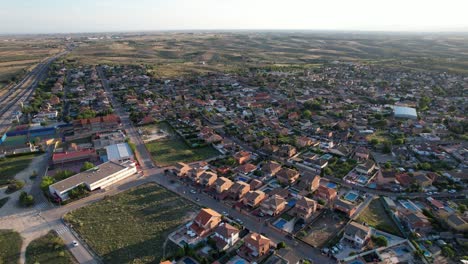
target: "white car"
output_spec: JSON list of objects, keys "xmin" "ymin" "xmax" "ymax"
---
[
  {"xmin": 190, "ymin": 190, "xmax": 197, "ymax": 194},
  {"xmin": 448, "ymin": 189, "xmax": 456, "ymax": 194},
  {"xmin": 72, "ymin": 241, "xmax": 79, "ymax": 247}
]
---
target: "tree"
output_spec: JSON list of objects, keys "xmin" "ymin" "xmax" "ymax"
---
[
  {"xmin": 277, "ymin": 241, "xmax": 286, "ymax": 249},
  {"xmin": 442, "ymin": 246, "xmax": 455, "ymax": 258},
  {"xmin": 302, "ymin": 110, "xmax": 312, "ymax": 119},
  {"xmin": 372, "ymin": 236, "xmax": 388, "ymax": 247},
  {"xmin": 19, "ymin": 191, "xmax": 35, "ymax": 207},
  {"xmin": 40, "ymin": 176, "xmax": 56, "ymax": 191},
  {"xmin": 6, "ymin": 180, "xmax": 25, "ymax": 193},
  {"xmin": 81, "ymin": 162, "xmax": 95, "ymax": 172}
]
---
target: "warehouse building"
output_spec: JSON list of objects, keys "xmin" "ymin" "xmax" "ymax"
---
[
  {"xmin": 394, "ymin": 106, "xmax": 418, "ymax": 119},
  {"xmin": 105, "ymin": 143, "xmax": 134, "ymax": 162},
  {"xmin": 49, "ymin": 160, "xmax": 137, "ymax": 201}
]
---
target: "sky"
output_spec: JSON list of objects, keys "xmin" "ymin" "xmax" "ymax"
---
[{"xmin": 1, "ymin": 0, "xmax": 468, "ymax": 34}]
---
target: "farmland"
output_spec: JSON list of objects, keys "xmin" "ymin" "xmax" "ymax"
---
[{"xmin": 64, "ymin": 183, "xmax": 199, "ymax": 264}]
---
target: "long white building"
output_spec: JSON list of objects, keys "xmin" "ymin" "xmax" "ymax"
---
[{"xmin": 49, "ymin": 160, "xmax": 137, "ymax": 201}]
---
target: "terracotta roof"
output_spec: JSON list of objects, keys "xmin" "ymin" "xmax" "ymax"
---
[
  {"xmin": 194, "ymin": 208, "xmax": 222, "ymax": 226},
  {"xmin": 244, "ymin": 232, "xmax": 271, "ymax": 249},
  {"xmin": 214, "ymin": 222, "xmax": 239, "ymax": 238},
  {"xmin": 52, "ymin": 149, "xmax": 96, "ymax": 162}
]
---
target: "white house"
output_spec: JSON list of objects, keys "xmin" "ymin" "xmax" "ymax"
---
[{"xmin": 212, "ymin": 222, "xmax": 240, "ymax": 250}]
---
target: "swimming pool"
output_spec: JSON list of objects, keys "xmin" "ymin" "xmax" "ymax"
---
[
  {"xmin": 326, "ymin": 182, "xmax": 337, "ymax": 189},
  {"xmin": 234, "ymin": 260, "xmax": 246, "ymax": 264},
  {"xmin": 345, "ymin": 192, "xmax": 359, "ymax": 202},
  {"xmin": 349, "ymin": 260, "xmax": 365, "ymax": 264},
  {"xmin": 400, "ymin": 200, "xmax": 420, "ymax": 212},
  {"xmin": 183, "ymin": 258, "xmax": 197, "ymax": 264},
  {"xmin": 238, "ymin": 176, "xmax": 249, "ymax": 182},
  {"xmin": 321, "ymin": 154, "xmax": 333, "ymax": 160},
  {"xmin": 394, "ymin": 247, "xmax": 409, "ymax": 256},
  {"xmin": 288, "ymin": 199, "xmax": 297, "ymax": 207},
  {"xmin": 274, "ymin": 219, "xmax": 287, "ymax": 229},
  {"xmin": 357, "ymin": 175, "xmax": 368, "ymax": 184}
]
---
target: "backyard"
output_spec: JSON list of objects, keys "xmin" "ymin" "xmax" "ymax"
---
[
  {"xmin": 299, "ymin": 210, "xmax": 347, "ymax": 248},
  {"xmin": 0, "ymin": 229, "xmax": 22, "ymax": 264},
  {"xmin": 356, "ymin": 198, "xmax": 402, "ymax": 236},
  {"xmin": 0, "ymin": 153, "xmax": 39, "ymax": 186},
  {"xmin": 26, "ymin": 231, "xmax": 76, "ymax": 264},
  {"xmin": 64, "ymin": 183, "xmax": 199, "ymax": 263}
]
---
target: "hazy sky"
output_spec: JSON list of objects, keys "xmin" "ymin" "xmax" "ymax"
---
[{"xmin": 1, "ymin": 0, "xmax": 468, "ymax": 34}]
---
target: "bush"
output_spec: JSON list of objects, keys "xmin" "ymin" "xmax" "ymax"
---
[
  {"xmin": 6, "ymin": 180, "xmax": 25, "ymax": 194},
  {"xmin": 277, "ymin": 241, "xmax": 286, "ymax": 249},
  {"xmin": 372, "ymin": 235, "xmax": 388, "ymax": 247},
  {"xmin": 80, "ymin": 161, "xmax": 95, "ymax": 172},
  {"xmin": 19, "ymin": 191, "xmax": 35, "ymax": 207},
  {"xmin": 40, "ymin": 176, "xmax": 55, "ymax": 192}
]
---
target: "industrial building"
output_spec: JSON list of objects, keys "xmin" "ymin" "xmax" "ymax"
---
[
  {"xmin": 105, "ymin": 143, "xmax": 134, "ymax": 162},
  {"xmin": 49, "ymin": 160, "xmax": 137, "ymax": 201}
]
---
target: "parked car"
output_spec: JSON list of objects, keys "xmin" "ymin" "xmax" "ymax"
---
[{"xmin": 72, "ymin": 241, "xmax": 79, "ymax": 247}]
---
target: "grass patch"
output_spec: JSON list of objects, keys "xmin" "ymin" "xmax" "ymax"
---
[
  {"xmin": 356, "ymin": 199, "xmax": 402, "ymax": 236},
  {"xmin": 0, "ymin": 229, "xmax": 22, "ymax": 263},
  {"xmin": 146, "ymin": 138, "xmax": 219, "ymax": 167},
  {"xmin": 26, "ymin": 231, "xmax": 75, "ymax": 264},
  {"xmin": 0, "ymin": 197, "xmax": 9, "ymax": 209},
  {"xmin": 0, "ymin": 153, "xmax": 38, "ymax": 186},
  {"xmin": 64, "ymin": 183, "xmax": 199, "ymax": 264}
]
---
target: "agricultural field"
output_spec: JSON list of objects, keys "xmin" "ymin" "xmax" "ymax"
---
[
  {"xmin": 0, "ymin": 153, "xmax": 39, "ymax": 186},
  {"xmin": 356, "ymin": 198, "xmax": 402, "ymax": 236},
  {"xmin": 0, "ymin": 229, "xmax": 22, "ymax": 264},
  {"xmin": 64, "ymin": 183, "xmax": 199, "ymax": 264},
  {"xmin": 26, "ymin": 231, "xmax": 76, "ymax": 264}
]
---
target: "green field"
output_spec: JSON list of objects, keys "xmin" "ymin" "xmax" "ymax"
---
[
  {"xmin": 356, "ymin": 199, "xmax": 402, "ymax": 236},
  {"xmin": 64, "ymin": 183, "xmax": 199, "ymax": 264},
  {"xmin": 0, "ymin": 229, "xmax": 22, "ymax": 264},
  {"xmin": 0, "ymin": 153, "xmax": 39, "ymax": 186},
  {"xmin": 26, "ymin": 231, "xmax": 75, "ymax": 264},
  {"xmin": 146, "ymin": 138, "xmax": 219, "ymax": 166}
]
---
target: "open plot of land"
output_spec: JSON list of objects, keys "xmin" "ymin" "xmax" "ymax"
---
[
  {"xmin": 0, "ymin": 153, "xmax": 39, "ymax": 186},
  {"xmin": 0, "ymin": 229, "xmax": 22, "ymax": 264},
  {"xmin": 26, "ymin": 231, "xmax": 76, "ymax": 264},
  {"xmin": 356, "ymin": 198, "xmax": 402, "ymax": 236},
  {"xmin": 301, "ymin": 210, "xmax": 347, "ymax": 248},
  {"xmin": 146, "ymin": 139, "xmax": 219, "ymax": 166},
  {"xmin": 64, "ymin": 183, "xmax": 199, "ymax": 264}
]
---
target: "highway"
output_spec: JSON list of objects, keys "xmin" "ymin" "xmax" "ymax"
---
[{"xmin": 0, "ymin": 50, "xmax": 68, "ymax": 134}]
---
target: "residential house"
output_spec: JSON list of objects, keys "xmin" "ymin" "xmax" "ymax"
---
[
  {"xmin": 414, "ymin": 173, "xmax": 433, "ymax": 187},
  {"xmin": 260, "ymin": 194, "xmax": 286, "ymax": 216},
  {"xmin": 294, "ymin": 197, "xmax": 317, "ymax": 221},
  {"xmin": 243, "ymin": 190, "xmax": 266, "ymax": 208},
  {"xmin": 278, "ymin": 144, "xmax": 297, "ymax": 158},
  {"xmin": 262, "ymin": 161, "xmax": 282, "ymax": 177},
  {"xmin": 234, "ymin": 151, "xmax": 251, "ymax": 165},
  {"xmin": 334, "ymin": 198, "xmax": 358, "ymax": 217},
  {"xmin": 189, "ymin": 168, "xmax": 206, "ymax": 183},
  {"xmin": 353, "ymin": 147, "xmax": 370, "ymax": 161},
  {"xmin": 244, "ymin": 232, "xmax": 272, "ymax": 257},
  {"xmin": 297, "ymin": 173, "xmax": 320, "ymax": 192},
  {"xmin": 229, "ymin": 181, "xmax": 251, "ymax": 200},
  {"xmin": 212, "ymin": 222, "xmax": 240, "ymax": 251},
  {"xmin": 355, "ymin": 160, "xmax": 376, "ymax": 175},
  {"xmin": 398, "ymin": 209, "xmax": 432, "ymax": 233},
  {"xmin": 237, "ymin": 163, "xmax": 257, "ymax": 175},
  {"xmin": 276, "ymin": 168, "xmax": 300, "ymax": 185},
  {"xmin": 214, "ymin": 177, "xmax": 234, "ymax": 194},
  {"xmin": 316, "ymin": 185, "xmax": 337, "ymax": 202},
  {"xmin": 343, "ymin": 222, "xmax": 371, "ymax": 248},
  {"xmin": 446, "ymin": 214, "xmax": 468, "ymax": 232},
  {"xmin": 173, "ymin": 162, "xmax": 191, "ymax": 177},
  {"xmin": 188, "ymin": 208, "xmax": 222, "ymax": 238},
  {"xmin": 376, "ymin": 170, "xmax": 396, "ymax": 185},
  {"xmin": 200, "ymin": 171, "xmax": 218, "ymax": 187}
]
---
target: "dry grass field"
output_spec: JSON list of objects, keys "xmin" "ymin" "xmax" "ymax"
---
[
  {"xmin": 65, "ymin": 32, "xmax": 468, "ymax": 77},
  {"xmin": 0, "ymin": 36, "xmax": 63, "ymax": 89}
]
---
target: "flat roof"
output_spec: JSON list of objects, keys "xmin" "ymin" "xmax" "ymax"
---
[
  {"xmin": 105, "ymin": 143, "xmax": 132, "ymax": 160},
  {"xmin": 393, "ymin": 106, "xmax": 417, "ymax": 118},
  {"xmin": 50, "ymin": 161, "xmax": 128, "ymax": 193}
]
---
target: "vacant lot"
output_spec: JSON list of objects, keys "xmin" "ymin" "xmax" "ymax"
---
[
  {"xmin": 356, "ymin": 198, "xmax": 401, "ymax": 236},
  {"xmin": 0, "ymin": 229, "xmax": 22, "ymax": 264},
  {"xmin": 26, "ymin": 231, "xmax": 75, "ymax": 264},
  {"xmin": 0, "ymin": 153, "xmax": 39, "ymax": 186},
  {"xmin": 64, "ymin": 183, "xmax": 199, "ymax": 263},
  {"xmin": 146, "ymin": 138, "xmax": 219, "ymax": 166},
  {"xmin": 301, "ymin": 210, "xmax": 347, "ymax": 247}
]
